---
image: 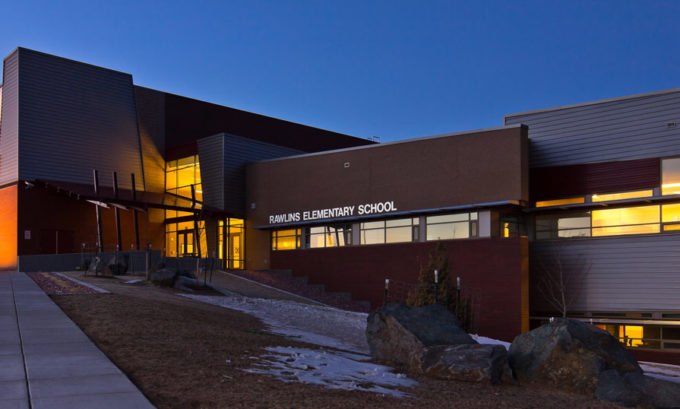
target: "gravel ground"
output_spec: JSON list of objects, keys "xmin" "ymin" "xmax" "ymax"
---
[
  {"xmin": 45, "ymin": 275, "xmax": 622, "ymax": 409},
  {"xmin": 26, "ymin": 272, "xmax": 100, "ymax": 295}
]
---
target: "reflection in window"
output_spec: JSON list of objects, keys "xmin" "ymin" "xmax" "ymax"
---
[
  {"xmin": 535, "ymin": 197, "xmax": 585, "ymax": 207},
  {"xmin": 306, "ymin": 224, "xmax": 352, "ymax": 248},
  {"xmin": 536, "ymin": 212, "xmax": 591, "ymax": 240},
  {"xmin": 591, "ymin": 190, "xmax": 653, "ymax": 202},
  {"xmin": 426, "ymin": 213, "xmax": 477, "ymax": 241},
  {"xmin": 592, "ymin": 205, "xmax": 660, "ymax": 236},
  {"xmin": 272, "ymin": 229, "xmax": 300, "ymax": 251},
  {"xmin": 662, "ymin": 158, "xmax": 680, "ymax": 195},
  {"xmin": 361, "ymin": 218, "xmax": 419, "ymax": 245}
]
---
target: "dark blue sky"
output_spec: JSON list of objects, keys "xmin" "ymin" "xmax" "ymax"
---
[{"xmin": 2, "ymin": 1, "xmax": 678, "ymax": 142}]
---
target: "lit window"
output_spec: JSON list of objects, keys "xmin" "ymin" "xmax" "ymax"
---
[
  {"xmin": 591, "ymin": 190, "xmax": 653, "ymax": 202},
  {"xmin": 662, "ymin": 158, "xmax": 680, "ymax": 195},
  {"xmin": 360, "ymin": 218, "xmax": 418, "ymax": 245},
  {"xmin": 536, "ymin": 212, "xmax": 590, "ymax": 240},
  {"xmin": 272, "ymin": 229, "xmax": 300, "ymax": 251},
  {"xmin": 535, "ymin": 197, "xmax": 585, "ymax": 207},
  {"xmin": 592, "ymin": 205, "xmax": 660, "ymax": 236}
]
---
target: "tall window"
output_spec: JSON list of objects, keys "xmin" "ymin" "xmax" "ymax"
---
[
  {"xmin": 166, "ymin": 155, "xmax": 202, "ymax": 219},
  {"xmin": 662, "ymin": 158, "xmax": 680, "ymax": 195}
]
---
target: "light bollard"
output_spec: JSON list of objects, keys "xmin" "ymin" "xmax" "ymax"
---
[{"xmin": 384, "ymin": 278, "xmax": 390, "ymax": 305}]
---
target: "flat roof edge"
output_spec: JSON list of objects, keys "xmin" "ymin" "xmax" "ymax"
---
[
  {"xmin": 504, "ymin": 87, "xmax": 680, "ymax": 122},
  {"xmin": 252, "ymin": 123, "xmax": 525, "ymax": 164},
  {"xmin": 254, "ymin": 200, "xmax": 522, "ymax": 229}
]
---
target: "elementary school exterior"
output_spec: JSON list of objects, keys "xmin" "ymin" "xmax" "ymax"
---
[{"xmin": 1, "ymin": 47, "xmax": 679, "ymax": 362}]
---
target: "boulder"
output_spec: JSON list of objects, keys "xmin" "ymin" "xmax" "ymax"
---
[
  {"xmin": 106, "ymin": 254, "xmax": 129, "ymax": 275},
  {"xmin": 421, "ymin": 344, "xmax": 511, "ymax": 384},
  {"xmin": 508, "ymin": 318, "xmax": 641, "ymax": 392},
  {"xmin": 149, "ymin": 268, "xmax": 177, "ymax": 287},
  {"xmin": 366, "ymin": 303, "xmax": 475, "ymax": 370},
  {"xmin": 596, "ymin": 369, "xmax": 680, "ymax": 408}
]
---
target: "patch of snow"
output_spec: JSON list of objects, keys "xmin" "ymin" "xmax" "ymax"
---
[
  {"xmin": 124, "ymin": 279, "xmax": 144, "ymax": 284},
  {"xmin": 183, "ymin": 294, "xmax": 369, "ymax": 354},
  {"xmin": 470, "ymin": 334, "xmax": 512, "ymax": 350},
  {"xmin": 245, "ymin": 346, "xmax": 416, "ymax": 398},
  {"xmin": 640, "ymin": 361, "xmax": 680, "ymax": 384},
  {"xmin": 53, "ymin": 272, "xmax": 109, "ymax": 293}
]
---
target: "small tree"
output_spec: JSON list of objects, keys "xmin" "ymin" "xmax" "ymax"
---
[
  {"xmin": 536, "ymin": 245, "xmax": 590, "ymax": 318},
  {"xmin": 406, "ymin": 242, "xmax": 473, "ymax": 330},
  {"xmin": 406, "ymin": 242, "xmax": 451, "ymax": 306}
]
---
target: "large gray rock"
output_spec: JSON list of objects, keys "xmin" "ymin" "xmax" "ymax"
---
[
  {"xmin": 149, "ymin": 268, "xmax": 177, "ymax": 287},
  {"xmin": 421, "ymin": 344, "xmax": 510, "ymax": 384},
  {"xmin": 508, "ymin": 318, "xmax": 641, "ymax": 392},
  {"xmin": 106, "ymin": 254, "xmax": 129, "ymax": 275},
  {"xmin": 596, "ymin": 369, "xmax": 680, "ymax": 408},
  {"xmin": 366, "ymin": 303, "xmax": 475, "ymax": 370}
]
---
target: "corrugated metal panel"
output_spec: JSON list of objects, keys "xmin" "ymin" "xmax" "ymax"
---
[
  {"xmin": 505, "ymin": 91, "xmax": 680, "ymax": 167},
  {"xmin": 197, "ymin": 133, "xmax": 301, "ymax": 216},
  {"xmin": 134, "ymin": 86, "xmax": 166, "ymax": 193},
  {"xmin": 0, "ymin": 50, "xmax": 19, "ymax": 185},
  {"xmin": 196, "ymin": 133, "xmax": 224, "ymax": 210},
  {"xmin": 531, "ymin": 235, "xmax": 680, "ymax": 312},
  {"xmin": 16, "ymin": 48, "xmax": 143, "ymax": 189},
  {"xmin": 530, "ymin": 158, "xmax": 660, "ymax": 200}
]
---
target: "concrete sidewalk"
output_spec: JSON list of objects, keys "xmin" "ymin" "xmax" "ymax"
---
[{"xmin": 0, "ymin": 271, "xmax": 155, "ymax": 409}]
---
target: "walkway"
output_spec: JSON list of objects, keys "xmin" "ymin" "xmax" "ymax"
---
[{"xmin": 0, "ymin": 271, "xmax": 155, "ymax": 409}]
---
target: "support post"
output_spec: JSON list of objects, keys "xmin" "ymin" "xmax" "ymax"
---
[
  {"xmin": 113, "ymin": 172, "xmax": 122, "ymax": 253},
  {"xmin": 131, "ymin": 173, "xmax": 140, "ymax": 250},
  {"xmin": 93, "ymin": 170, "xmax": 103, "ymax": 252}
]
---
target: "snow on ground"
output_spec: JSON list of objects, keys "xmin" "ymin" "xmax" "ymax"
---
[
  {"xmin": 184, "ymin": 294, "xmax": 369, "ymax": 353},
  {"xmin": 183, "ymin": 294, "xmax": 415, "ymax": 397},
  {"xmin": 470, "ymin": 334, "xmax": 511, "ymax": 349},
  {"xmin": 640, "ymin": 361, "xmax": 680, "ymax": 384},
  {"xmin": 245, "ymin": 346, "xmax": 417, "ymax": 398}
]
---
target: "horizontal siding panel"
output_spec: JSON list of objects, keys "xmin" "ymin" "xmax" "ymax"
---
[
  {"xmin": 16, "ymin": 48, "xmax": 142, "ymax": 189},
  {"xmin": 0, "ymin": 51, "xmax": 19, "ymax": 185},
  {"xmin": 531, "ymin": 234, "xmax": 680, "ymax": 313},
  {"xmin": 506, "ymin": 91, "xmax": 680, "ymax": 167},
  {"xmin": 197, "ymin": 134, "xmax": 224, "ymax": 210}
]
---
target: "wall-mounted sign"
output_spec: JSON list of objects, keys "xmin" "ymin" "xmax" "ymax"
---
[{"xmin": 268, "ymin": 201, "xmax": 398, "ymax": 225}]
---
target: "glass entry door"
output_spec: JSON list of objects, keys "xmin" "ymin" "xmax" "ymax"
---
[{"xmin": 178, "ymin": 230, "xmax": 195, "ymax": 257}]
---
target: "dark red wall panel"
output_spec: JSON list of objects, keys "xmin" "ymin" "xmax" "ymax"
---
[
  {"xmin": 531, "ymin": 158, "xmax": 660, "ymax": 201},
  {"xmin": 271, "ymin": 238, "xmax": 528, "ymax": 342},
  {"xmin": 163, "ymin": 93, "xmax": 373, "ymax": 160}
]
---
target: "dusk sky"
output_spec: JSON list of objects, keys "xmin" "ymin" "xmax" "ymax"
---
[{"xmin": 1, "ymin": 1, "xmax": 678, "ymax": 142}]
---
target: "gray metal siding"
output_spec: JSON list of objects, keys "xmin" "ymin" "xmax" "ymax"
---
[
  {"xmin": 0, "ymin": 51, "xmax": 19, "ymax": 185},
  {"xmin": 197, "ymin": 133, "xmax": 301, "ymax": 216},
  {"xmin": 505, "ymin": 91, "xmax": 680, "ymax": 168},
  {"xmin": 197, "ymin": 134, "xmax": 224, "ymax": 210},
  {"xmin": 531, "ymin": 235, "xmax": 680, "ymax": 312},
  {"xmin": 16, "ymin": 48, "xmax": 143, "ymax": 189}
]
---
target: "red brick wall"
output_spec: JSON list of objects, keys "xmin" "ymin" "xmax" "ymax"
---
[{"xmin": 271, "ymin": 237, "xmax": 528, "ymax": 342}]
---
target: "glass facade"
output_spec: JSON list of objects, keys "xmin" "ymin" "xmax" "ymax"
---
[{"xmin": 360, "ymin": 218, "xmax": 418, "ymax": 245}]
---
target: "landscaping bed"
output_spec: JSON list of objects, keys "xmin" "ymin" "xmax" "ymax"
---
[{"xmin": 49, "ymin": 277, "xmax": 620, "ymax": 409}]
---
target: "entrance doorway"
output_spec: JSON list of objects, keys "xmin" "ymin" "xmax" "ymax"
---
[{"xmin": 178, "ymin": 230, "xmax": 195, "ymax": 257}]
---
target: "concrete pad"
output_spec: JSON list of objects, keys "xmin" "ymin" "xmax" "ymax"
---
[
  {"xmin": 0, "ymin": 398, "xmax": 30, "ymax": 409},
  {"xmin": 29, "ymin": 373, "xmax": 139, "ymax": 398},
  {"xmin": 0, "ymin": 354, "xmax": 27, "ymax": 382},
  {"xmin": 32, "ymin": 391, "xmax": 155, "ymax": 409},
  {"xmin": 19, "ymin": 327, "xmax": 90, "ymax": 345},
  {"xmin": 0, "ymin": 331, "xmax": 21, "ymax": 344},
  {"xmin": 22, "ymin": 341, "xmax": 101, "ymax": 356},
  {"xmin": 25, "ymin": 351, "xmax": 122, "ymax": 379},
  {"xmin": 0, "ymin": 379, "xmax": 28, "ymax": 400},
  {"xmin": 18, "ymin": 316, "xmax": 79, "ymax": 330},
  {"xmin": 0, "ymin": 316, "xmax": 18, "ymax": 330}
]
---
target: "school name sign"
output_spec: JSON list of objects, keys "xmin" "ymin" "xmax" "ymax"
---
[{"xmin": 268, "ymin": 201, "xmax": 398, "ymax": 224}]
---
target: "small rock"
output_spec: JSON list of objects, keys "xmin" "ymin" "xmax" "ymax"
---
[
  {"xmin": 421, "ymin": 344, "xmax": 511, "ymax": 384},
  {"xmin": 149, "ymin": 268, "xmax": 177, "ymax": 287}
]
